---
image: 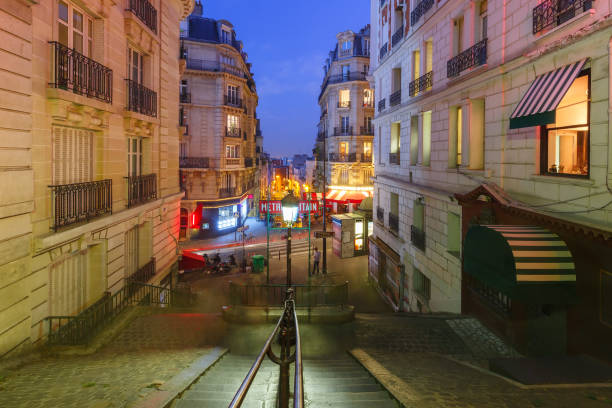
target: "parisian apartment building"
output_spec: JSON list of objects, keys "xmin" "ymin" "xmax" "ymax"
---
[
  {"xmin": 370, "ymin": 0, "xmax": 612, "ymax": 360},
  {"xmin": 315, "ymin": 25, "xmax": 375, "ymax": 213},
  {"xmin": 0, "ymin": 0, "xmax": 192, "ymax": 357},
  {"xmin": 178, "ymin": 1, "xmax": 260, "ymax": 239}
]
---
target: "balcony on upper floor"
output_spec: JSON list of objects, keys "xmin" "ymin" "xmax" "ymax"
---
[
  {"xmin": 378, "ymin": 98, "xmax": 386, "ymax": 113},
  {"xmin": 225, "ymin": 157, "xmax": 244, "ymax": 168},
  {"xmin": 219, "ymin": 187, "xmax": 237, "ymax": 198},
  {"xmin": 447, "ymin": 38, "xmax": 487, "ymax": 78},
  {"xmin": 125, "ymin": 79, "xmax": 157, "ymax": 117},
  {"xmin": 360, "ymin": 126, "xmax": 374, "ymax": 136},
  {"xmin": 318, "ymin": 72, "xmax": 368, "ymax": 101},
  {"xmin": 180, "ymin": 92, "xmax": 191, "ymax": 103},
  {"xmin": 390, "ymin": 90, "xmax": 401, "ymax": 107},
  {"xmin": 379, "ymin": 42, "xmax": 388, "ymax": 61},
  {"xmin": 337, "ymin": 100, "xmax": 351, "ymax": 109},
  {"xmin": 411, "ymin": 225, "xmax": 426, "ymax": 251},
  {"xmin": 186, "ymin": 59, "xmax": 247, "ymax": 79},
  {"xmin": 127, "ymin": 0, "xmax": 157, "ymax": 34},
  {"xmin": 409, "ymin": 71, "xmax": 433, "ymax": 97},
  {"xmin": 49, "ymin": 41, "xmax": 113, "ymax": 104},
  {"xmin": 361, "ymin": 153, "xmax": 373, "ymax": 163},
  {"xmin": 410, "ymin": 0, "xmax": 435, "ymax": 26},
  {"xmin": 334, "ymin": 126, "xmax": 353, "ymax": 136},
  {"xmin": 329, "ymin": 153, "xmax": 357, "ymax": 163},
  {"xmin": 180, "ymin": 157, "xmax": 211, "ymax": 169},
  {"xmin": 533, "ymin": 0, "xmax": 593, "ymax": 34},
  {"xmin": 224, "ymin": 95, "xmax": 243, "ymax": 109},
  {"xmin": 388, "ymin": 212, "xmax": 399, "ymax": 234},
  {"xmin": 392, "ymin": 25, "xmax": 404, "ymax": 48},
  {"xmin": 226, "ymin": 127, "xmax": 242, "ymax": 138},
  {"xmin": 125, "ymin": 173, "xmax": 157, "ymax": 208},
  {"xmin": 49, "ymin": 179, "xmax": 112, "ymax": 231}
]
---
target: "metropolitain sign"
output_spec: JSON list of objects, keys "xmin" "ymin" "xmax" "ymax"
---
[{"xmin": 259, "ymin": 200, "xmax": 319, "ymax": 214}]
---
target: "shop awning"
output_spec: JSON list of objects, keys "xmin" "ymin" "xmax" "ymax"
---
[
  {"xmin": 325, "ymin": 189, "xmax": 372, "ymax": 204},
  {"xmin": 509, "ymin": 59, "xmax": 587, "ymax": 129},
  {"xmin": 464, "ymin": 225, "xmax": 577, "ymax": 303}
]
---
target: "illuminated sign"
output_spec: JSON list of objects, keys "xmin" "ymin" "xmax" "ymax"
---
[{"xmin": 259, "ymin": 200, "xmax": 318, "ymax": 214}]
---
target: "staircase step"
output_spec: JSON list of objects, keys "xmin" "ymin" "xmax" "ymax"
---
[
  {"xmin": 307, "ymin": 391, "xmax": 391, "ymax": 402},
  {"xmin": 306, "ymin": 401, "xmax": 398, "ymax": 408},
  {"xmin": 305, "ymin": 383, "xmax": 382, "ymax": 393}
]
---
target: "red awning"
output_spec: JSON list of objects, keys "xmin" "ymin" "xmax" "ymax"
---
[{"xmin": 325, "ymin": 189, "xmax": 372, "ymax": 204}]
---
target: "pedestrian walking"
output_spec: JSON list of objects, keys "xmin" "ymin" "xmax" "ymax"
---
[{"xmin": 313, "ymin": 247, "xmax": 321, "ymax": 275}]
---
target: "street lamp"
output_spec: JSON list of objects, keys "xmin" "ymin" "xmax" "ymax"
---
[{"xmin": 281, "ymin": 191, "xmax": 300, "ymax": 286}]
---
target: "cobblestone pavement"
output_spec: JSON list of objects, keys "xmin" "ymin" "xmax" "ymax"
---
[
  {"xmin": 446, "ymin": 317, "xmax": 522, "ymax": 361},
  {"xmin": 0, "ymin": 313, "xmax": 222, "ymax": 408}
]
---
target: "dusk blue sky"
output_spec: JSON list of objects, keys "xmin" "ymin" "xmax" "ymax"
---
[{"xmin": 201, "ymin": 0, "xmax": 371, "ymax": 158}]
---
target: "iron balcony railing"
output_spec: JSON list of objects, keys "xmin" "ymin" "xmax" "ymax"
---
[
  {"xmin": 127, "ymin": 0, "xmax": 157, "ymax": 33},
  {"xmin": 224, "ymin": 95, "xmax": 243, "ymax": 108},
  {"xmin": 377, "ymin": 206, "xmax": 384, "ymax": 223},
  {"xmin": 226, "ymin": 127, "xmax": 242, "ymax": 138},
  {"xmin": 392, "ymin": 25, "xmax": 404, "ymax": 48},
  {"xmin": 46, "ymin": 280, "xmax": 188, "ymax": 345},
  {"xmin": 360, "ymin": 126, "xmax": 374, "ymax": 135},
  {"xmin": 379, "ymin": 42, "xmax": 388, "ymax": 60},
  {"xmin": 389, "ymin": 213, "xmax": 399, "ymax": 234},
  {"xmin": 318, "ymin": 71, "xmax": 367, "ymax": 101},
  {"xmin": 125, "ymin": 79, "xmax": 157, "ymax": 117},
  {"xmin": 533, "ymin": 0, "xmax": 592, "ymax": 34},
  {"xmin": 220, "ymin": 187, "xmax": 237, "ymax": 198},
  {"xmin": 447, "ymin": 38, "xmax": 487, "ymax": 78},
  {"xmin": 244, "ymin": 157, "xmax": 254, "ymax": 167},
  {"xmin": 334, "ymin": 126, "xmax": 353, "ymax": 136},
  {"xmin": 229, "ymin": 289, "xmax": 303, "ymax": 408},
  {"xmin": 411, "ymin": 0, "xmax": 435, "ymax": 26},
  {"xmin": 378, "ymin": 98, "xmax": 386, "ymax": 112},
  {"xmin": 186, "ymin": 58, "xmax": 247, "ymax": 78},
  {"xmin": 125, "ymin": 173, "xmax": 157, "ymax": 208},
  {"xmin": 329, "ymin": 153, "xmax": 357, "ymax": 162},
  {"xmin": 127, "ymin": 258, "xmax": 156, "ymax": 284},
  {"xmin": 409, "ymin": 71, "xmax": 433, "ymax": 96},
  {"xmin": 49, "ymin": 179, "xmax": 112, "ymax": 231},
  {"xmin": 411, "ymin": 225, "xmax": 426, "ymax": 251},
  {"xmin": 337, "ymin": 100, "xmax": 351, "ymax": 108},
  {"xmin": 228, "ymin": 282, "xmax": 349, "ymax": 307},
  {"xmin": 48, "ymin": 41, "xmax": 113, "ymax": 103},
  {"xmin": 180, "ymin": 92, "xmax": 191, "ymax": 103},
  {"xmin": 179, "ymin": 41, "xmax": 187, "ymax": 59},
  {"xmin": 361, "ymin": 154, "xmax": 373, "ymax": 163},
  {"xmin": 390, "ymin": 89, "xmax": 401, "ymax": 106},
  {"xmin": 389, "ymin": 152, "xmax": 400, "ymax": 165}
]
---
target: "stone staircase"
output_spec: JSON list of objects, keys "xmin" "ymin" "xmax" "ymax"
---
[{"xmin": 171, "ymin": 353, "xmax": 398, "ymax": 408}]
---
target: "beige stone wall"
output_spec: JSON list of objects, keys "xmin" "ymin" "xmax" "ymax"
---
[
  {"xmin": 0, "ymin": 0, "xmax": 192, "ymax": 358},
  {"xmin": 371, "ymin": 0, "xmax": 612, "ymax": 312}
]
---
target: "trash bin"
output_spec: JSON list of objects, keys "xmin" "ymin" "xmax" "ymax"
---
[{"xmin": 252, "ymin": 255, "xmax": 264, "ymax": 273}]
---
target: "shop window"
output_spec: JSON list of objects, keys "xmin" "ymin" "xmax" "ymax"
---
[
  {"xmin": 541, "ymin": 71, "xmax": 589, "ymax": 177},
  {"xmin": 422, "ymin": 111, "xmax": 432, "ymax": 166},
  {"xmin": 218, "ymin": 205, "xmax": 238, "ymax": 230},
  {"xmin": 413, "ymin": 268, "xmax": 431, "ymax": 301},
  {"xmin": 602, "ymin": 270, "xmax": 612, "ymax": 327}
]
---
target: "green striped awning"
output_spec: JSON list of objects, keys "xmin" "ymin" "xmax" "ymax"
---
[{"xmin": 464, "ymin": 225, "xmax": 576, "ymax": 303}]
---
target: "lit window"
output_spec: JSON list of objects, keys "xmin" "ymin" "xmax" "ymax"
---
[
  {"xmin": 225, "ymin": 145, "xmax": 240, "ymax": 158},
  {"xmin": 339, "ymin": 142, "xmax": 349, "ymax": 155},
  {"xmin": 363, "ymin": 89, "xmax": 373, "ymax": 107},
  {"xmin": 227, "ymin": 114, "xmax": 240, "ymax": 130},
  {"xmin": 541, "ymin": 73, "xmax": 589, "ymax": 177},
  {"xmin": 339, "ymin": 89, "xmax": 350, "ymax": 107}
]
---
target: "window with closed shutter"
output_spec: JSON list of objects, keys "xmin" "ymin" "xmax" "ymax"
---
[
  {"xmin": 49, "ymin": 250, "xmax": 87, "ymax": 316},
  {"xmin": 52, "ymin": 126, "xmax": 94, "ymax": 185},
  {"xmin": 125, "ymin": 226, "xmax": 139, "ymax": 279}
]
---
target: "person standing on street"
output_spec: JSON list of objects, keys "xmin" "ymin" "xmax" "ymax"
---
[{"xmin": 313, "ymin": 247, "xmax": 321, "ymax": 275}]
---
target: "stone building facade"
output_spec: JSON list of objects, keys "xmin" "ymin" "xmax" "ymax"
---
[
  {"xmin": 370, "ymin": 0, "xmax": 612, "ymax": 360},
  {"xmin": 178, "ymin": 2, "xmax": 260, "ymax": 239},
  {"xmin": 0, "ymin": 0, "xmax": 192, "ymax": 357},
  {"xmin": 316, "ymin": 26, "xmax": 375, "ymax": 212}
]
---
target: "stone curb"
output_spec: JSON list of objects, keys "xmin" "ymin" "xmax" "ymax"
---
[
  {"xmin": 128, "ymin": 346, "xmax": 228, "ymax": 408},
  {"xmin": 348, "ymin": 348, "xmax": 410, "ymax": 408},
  {"xmin": 222, "ymin": 305, "xmax": 355, "ymax": 324}
]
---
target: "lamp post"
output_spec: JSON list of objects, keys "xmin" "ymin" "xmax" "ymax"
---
[{"xmin": 281, "ymin": 191, "xmax": 299, "ymax": 287}]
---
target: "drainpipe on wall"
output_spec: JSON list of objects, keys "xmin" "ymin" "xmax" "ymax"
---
[{"xmin": 607, "ymin": 37, "xmax": 612, "ymax": 195}]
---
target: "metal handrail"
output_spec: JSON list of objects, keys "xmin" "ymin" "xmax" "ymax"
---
[{"xmin": 229, "ymin": 289, "xmax": 303, "ymax": 408}]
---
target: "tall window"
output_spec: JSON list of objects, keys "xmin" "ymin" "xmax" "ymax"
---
[
  {"xmin": 226, "ymin": 145, "xmax": 240, "ymax": 158},
  {"xmin": 363, "ymin": 64, "xmax": 370, "ymax": 74},
  {"xmin": 124, "ymin": 225, "xmax": 139, "ymax": 279},
  {"xmin": 541, "ymin": 72, "xmax": 589, "ymax": 177},
  {"xmin": 413, "ymin": 198, "xmax": 425, "ymax": 231},
  {"xmin": 422, "ymin": 111, "xmax": 432, "ymax": 166},
  {"xmin": 364, "ymin": 89, "xmax": 374, "ymax": 107},
  {"xmin": 363, "ymin": 142, "xmax": 372, "ymax": 158},
  {"xmin": 57, "ymin": 1, "xmax": 93, "ymax": 57},
  {"xmin": 221, "ymin": 29, "xmax": 231, "ymax": 44},
  {"xmin": 339, "ymin": 142, "xmax": 349, "ymax": 156},
  {"xmin": 425, "ymin": 40, "xmax": 433, "ymax": 75},
  {"xmin": 179, "ymin": 142, "xmax": 187, "ymax": 159},
  {"xmin": 365, "ymin": 117, "xmax": 373, "ymax": 133},
  {"xmin": 227, "ymin": 85, "xmax": 239, "ymax": 104},
  {"xmin": 50, "ymin": 250, "xmax": 87, "ymax": 315},
  {"xmin": 128, "ymin": 47, "xmax": 145, "ymax": 84},
  {"xmin": 413, "ymin": 50, "xmax": 420, "ymax": 81},
  {"xmin": 454, "ymin": 18, "xmax": 464, "ymax": 55},
  {"xmin": 53, "ymin": 126, "xmax": 94, "ymax": 185},
  {"xmin": 413, "ymin": 268, "xmax": 431, "ymax": 300},
  {"xmin": 342, "ymin": 64, "xmax": 350, "ymax": 79},
  {"xmin": 447, "ymin": 212, "xmax": 461, "ymax": 257},
  {"xmin": 342, "ymin": 40, "xmax": 352, "ymax": 52},
  {"xmin": 180, "ymin": 79, "xmax": 188, "ymax": 95},
  {"xmin": 227, "ymin": 114, "xmax": 240, "ymax": 130},
  {"xmin": 341, "ymin": 116, "xmax": 350, "ymax": 132},
  {"xmin": 449, "ymin": 106, "xmax": 462, "ymax": 167},
  {"xmin": 410, "ymin": 115, "xmax": 419, "ymax": 165},
  {"xmin": 339, "ymin": 89, "xmax": 351, "ymax": 107},
  {"xmin": 127, "ymin": 137, "xmax": 143, "ymax": 177},
  {"xmin": 364, "ymin": 39, "xmax": 370, "ymax": 55},
  {"xmin": 339, "ymin": 168, "xmax": 349, "ymax": 185},
  {"xmin": 479, "ymin": 0, "xmax": 488, "ymax": 41},
  {"xmin": 363, "ymin": 168, "xmax": 373, "ymax": 184},
  {"xmin": 391, "ymin": 122, "xmax": 400, "ymax": 154}
]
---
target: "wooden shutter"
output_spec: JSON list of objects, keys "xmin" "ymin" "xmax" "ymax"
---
[{"xmin": 50, "ymin": 250, "xmax": 87, "ymax": 316}]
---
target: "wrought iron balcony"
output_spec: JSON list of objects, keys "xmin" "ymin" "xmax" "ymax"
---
[
  {"xmin": 533, "ymin": 0, "xmax": 592, "ymax": 34},
  {"xmin": 360, "ymin": 126, "xmax": 374, "ymax": 135},
  {"xmin": 378, "ymin": 98, "xmax": 386, "ymax": 112},
  {"xmin": 334, "ymin": 126, "xmax": 353, "ymax": 136},
  {"xmin": 328, "ymin": 153, "xmax": 355, "ymax": 162},
  {"xmin": 390, "ymin": 90, "xmax": 401, "ymax": 107},
  {"xmin": 225, "ymin": 157, "xmax": 243, "ymax": 167},
  {"xmin": 363, "ymin": 100, "xmax": 375, "ymax": 108},
  {"xmin": 127, "ymin": 258, "xmax": 156, "ymax": 283},
  {"xmin": 337, "ymin": 100, "xmax": 351, "ymax": 108},
  {"xmin": 180, "ymin": 92, "xmax": 191, "ymax": 103},
  {"xmin": 49, "ymin": 179, "xmax": 112, "ymax": 231},
  {"xmin": 48, "ymin": 41, "xmax": 113, "ymax": 104},
  {"xmin": 411, "ymin": 225, "xmax": 426, "ymax": 251},
  {"xmin": 224, "ymin": 95, "xmax": 243, "ymax": 108},
  {"xmin": 179, "ymin": 41, "xmax": 187, "ymax": 59},
  {"xmin": 125, "ymin": 79, "xmax": 157, "ymax": 117},
  {"xmin": 447, "ymin": 38, "xmax": 487, "ymax": 78},
  {"xmin": 226, "ymin": 127, "xmax": 242, "ymax": 138},
  {"xmin": 125, "ymin": 173, "xmax": 157, "ymax": 208},
  {"xmin": 389, "ymin": 152, "xmax": 400, "ymax": 165},
  {"xmin": 219, "ymin": 187, "xmax": 237, "ymax": 198},
  {"xmin": 180, "ymin": 157, "xmax": 210, "ymax": 168},
  {"xmin": 392, "ymin": 25, "xmax": 404, "ymax": 48},
  {"xmin": 411, "ymin": 0, "xmax": 434, "ymax": 26},
  {"xmin": 389, "ymin": 212, "xmax": 399, "ymax": 234},
  {"xmin": 377, "ymin": 206, "xmax": 384, "ymax": 223},
  {"xmin": 318, "ymin": 72, "xmax": 368, "ymax": 101},
  {"xmin": 379, "ymin": 42, "xmax": 388, "ymax": 60},
  {"xmin": 127, "ymin": 0, "xmax": 157, "ymax": 34},
  {"xmin": 245, "ymin": 157, "xmax": 254, "ymax": 167},
  {"xmin": 186, "ymin": 59, "xmax": 247, "ymax": 78},
  {"xmin": 409, "ymin": 71, "xmax": 433, "ymax": 96},
  {"xmin": 361, "ymin": 154, "xmax": 373, "ymax": 163}
]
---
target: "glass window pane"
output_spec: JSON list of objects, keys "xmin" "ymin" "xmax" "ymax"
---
[
  {"xmin": 58, "ymin": 23, "xmax": 68, "ymax": 47},
  {"xmin": 88, "ymin": 19, "xmax": 93, "ymax": 37},
  {"xmin": 73, "ymin": 32, "xmax": 83, "ymax": 53},
  {"xmin": 73, "ymin": 10, "xmax": 83, "ymax": 32},
  {"xmin": 546, "ymin": 128, "xmax": 588, "ymax": 175},
  {"xmin": 59, "ymin": 1, "xmax": 68, "ymax": 22}
]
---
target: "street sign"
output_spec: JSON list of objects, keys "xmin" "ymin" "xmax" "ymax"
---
[
  {"xmin": 237, "ymin": 225, "xmax": 249, "ymax": 232},
  {"xmin": 260, "ymin": 200, "xmax": 318, "ymax": 214},
  {"xmin": 315, "ymin": 231, "xmax": 334, "ymax": 238}
]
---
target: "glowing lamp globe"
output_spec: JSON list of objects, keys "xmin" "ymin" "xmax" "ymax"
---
[{"xmin": 281, "ymin": 192, "xmax": 300, "ymax": 225}]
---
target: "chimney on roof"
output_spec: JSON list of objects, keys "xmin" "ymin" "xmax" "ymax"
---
[{"xmin": 193, "ymin": 0, "xmax": 203, "ymax": 16}]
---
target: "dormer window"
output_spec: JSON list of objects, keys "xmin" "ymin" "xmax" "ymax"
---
[
  {"xmin": 340, "ymin": 40, "xmax": 353, "ymax": 56},
  {"xmin": 221, "ymin": 29, "xmax": 231, "ymax": 44}
]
